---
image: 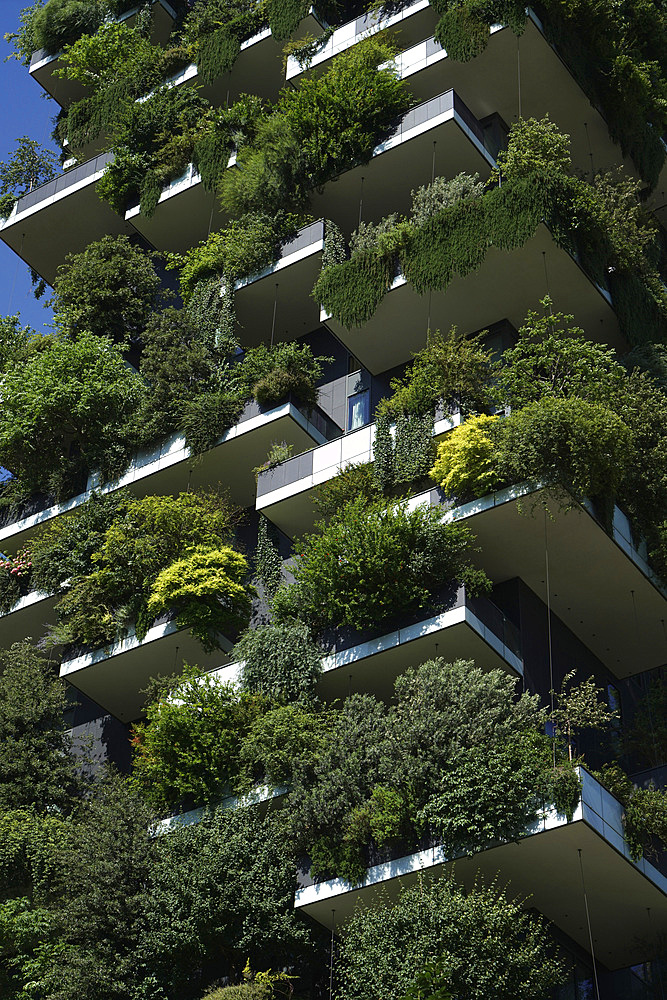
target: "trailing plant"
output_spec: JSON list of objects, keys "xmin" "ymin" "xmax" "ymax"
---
[
  {"xmin": 410, "ymin": 171, "xmax": 486, "ymax": 226},
  {"xmin": 314, "ymin": 120, "xmax": 667, "ymax": 346},
  {"xmin": 146, "ymin": 545, "xmax": 253, "ymax": 651},
  {"xmin": 373, "ymin": 411, "xmax": 434, "ymax": 492},
  {"xmin": 430, "ymin": 414, "xmax": 500, "ymax": 501},
  {"xmin": 220, "ymin": 37, "xmax": 412, "ymax": 216},
  {"xmin": 236, "ymin": 620, "xmax": 323, "ymax": 703},
  {"xmin": 287, "ymin": 497, "xmax": 490, "ymax": 634},
  {"xmin": 338, "ymin": 875, "xmax": 565, "ymax": 1000}
]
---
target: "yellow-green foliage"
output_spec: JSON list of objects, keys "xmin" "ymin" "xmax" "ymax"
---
[
  {"xmin": 430, "ymin": 415, "xmax": 499, "ymax": 500},
  {"xmin": 147, "ymin": 545, "xmax": 252, "ymax": 651}
]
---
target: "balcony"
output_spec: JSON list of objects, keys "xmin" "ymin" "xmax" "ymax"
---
[
  {"xmin": 317, "ymin": 585, "xmax": 522, "ymax": 702},
  {"xmin": 256, "ymin": 410, "xmax": 459, "ymax": 538},
  {"xmin": 0, "ymin": 589, "xmax": 55, "ymax": 649},
  {"xmin": 309, "ymin": 90, "xmax": 501, "ymax": 235},
  {"xmin": 289, "ymin": 7, "xmax": 635, "ymax": 183},
  {"xmin": 154, "ymin": 784, "xmax": 287, "ymax": 835},
  {"xmin": 59, "ymin": 614, "xmax": 232, "ymax": 723},
  {"xmin": 286, "ymin": 0, "xmax": 437, "ymax": 83},
  {"xmin": 28, "ymin": 0, "xmax": 178, "ymax": 108},
  {"xmin": 0, "ymin": 152, "xmax": 135, "ymax": 285},
  {"xmin": 124, "ymin": 158, "xmax": 231, "ymax": 256},
  {"xmin": 419, "ymin": 481, "xmax": 666, "ymax": 677},
  {"xmin": 295, "ymin": 767, "xmax": 667, "ymax": 971},
  {"xmin": 0, "ymin": 394, "xmax": 338, "ymax": 554},
  {"xmin": 233, "ymin": 220, "xmax": 327, "ymax": 346},
  {"xmin": 320, "ymin": 222, "xmax": 622, "ymax": 374}
]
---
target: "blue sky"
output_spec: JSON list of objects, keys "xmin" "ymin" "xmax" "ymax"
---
[{"xmin": 0, "ymin": 1, "xmax": 58, "ymax": 334}]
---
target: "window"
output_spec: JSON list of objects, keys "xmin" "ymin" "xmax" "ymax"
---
[{"xmin": 347, "ymin": 389, "xmax": 369, "ymax": 430}]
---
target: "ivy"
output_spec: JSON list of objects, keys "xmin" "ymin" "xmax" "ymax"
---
[{"xmin": 254, "ymin": 515, "xmax": 283, "ymax": 603}]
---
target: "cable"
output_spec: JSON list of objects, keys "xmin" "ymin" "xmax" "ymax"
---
[{"xmin": 578, "ymin": 849, "xmax": 601, "ymax": 1000}]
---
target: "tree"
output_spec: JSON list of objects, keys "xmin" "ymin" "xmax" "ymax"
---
[
  {"xmin": 0, "ymin": 331, "xmax": 144, "ymax": 499},
  {"xmin": 550, "ymin": 670, "xmax": 617, "ymax": 761},
  {"xmin": 0, "ymin": 136, "xmax": 57, "ymax": 217},
  {"xmin": 429, "ymin": 414, "xmax": 500, "ymax": 501},
  {"xmin": 52, "ymin": 235, "xmax": 163, "ymax": 345},
  {"xmin": 494, "ymin": 297, "xmax": 628, "ymax": 409},
  {"xmin": 338, "ymin": 875, "xmax": 565, "ymax": 1000},
  {"xmin": 0, "ymin": 641, "xmax": 81, "ymax": 814}
]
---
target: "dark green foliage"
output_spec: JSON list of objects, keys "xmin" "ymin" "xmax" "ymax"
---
[
  {"xmin": 0, "ymin": 642, "xmax": 81, "ymax": 814},
  {"xmin": 30, "ymin": 490, "xmax": 129, "ymax": 595},
  {"xmin": 289, "ymin": 659, "xmax": 578, "ymax": 883},
  {"xmin": 236, "ymin": 620, "xmax": 323, "ymax": 702},
  {"xmin": 220, "ymin": 37, "xmax": 412, "ymax": 215},
  {"xmin": 50, "ymin": 490, "xmax": 239, "ymax": 648},
  {"xmin": 338, "ymin": 875, "xmax": 565, "ymax": 1000},
  {"xmin": 253, "ymin": 514, "xmax": 283, "ymax": 603},
  {"xmin": 624, "ymin": 676, "xmax": 667, "ymax": 768},
  {"xmin": 494, "ymin": 299, "xmax": 628, "ymax": 408},
  {"xmin": 0, "ymin": 332, "xmax": 144, "ymax": 501},
  {"xmin": 181, "ymin": 390, "xmax": 247, "ymax": 456},
  {"xmin": 137, "ymin": 306, "xmax": 235, "ymax": 446},
  {"xmin": 144, "ymin": 807, "xmax": 316, "ymax": 990},
  {"xmin": 52, "ymin": 235, "xmax": 163, "ymax": 345},
  {"xmin": 314, "ymin": 122, "xmax": 667, "ymax": 346},
  {"xmin": 392, "ymin": 412, "xmax": 434, "ymax": 485},
  {"xmin": 266, "ymin": 0, "xmax": 309, "ymax": 40},
  {"xmin": 235, "ymin": 341, "xmax": 328, "ymax": 412},
  {"xmin": 290, "ymin": 498, "xmax": 489, "ymax": 633},
  {"xmin": 236, "ymin": 703, "xmax": 330, "ymax": 790},
  {"xmin": 595, "ymin": 764, "xmax": 667, "ymax": 861},
  {"xmin": 32, "ymin": 0, "xmax": 115, "ymax": 54},
  {"xmin": 131, "ymin": 667, "xmax": 267, "ymax": 809},
  {"xmin": 186, "ymin": 0, "xmax": 265, "ymax": 82},
  {"xmin": 313, "ymin": 462, "xmax": 382, "ymax": 519},
  {"xmin": 495, "ymin": 396, "xmax": 632, "ymax": 511},
  {"xmin": 380, "ymin": 328, "xmax": 493, "ymax": 418}
]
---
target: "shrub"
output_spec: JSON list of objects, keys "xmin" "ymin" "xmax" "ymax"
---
[
  {"xmin": 236, "ymin": 703, "xmax": 329, "ymax": 791},
  {"xmin": 131, "ymin": 666, "xmax": 265, "ymax": 809},
  {"xmin": 313, "ymin": 462, "xmax": 381, "ymax": 519},
  {"xmin": 0, "ymin": 546, "xmax": 32, "ymax": 613},
  {"xmin": 338, "ymin": 876, "xmax": 565, "ymax": 1000},
  {"xmin": 147, "ymin": 545, "xmax": 253, "ymax": 651},
  {"xmin": 32, "ymin": 0, "xmax": 110, "ymax": 54},
  {"xmin": 410, "ymin": 172, "xmax": 485, "ymax": 227},
  {"xmin": 292, "ymin": 497, "xmax": 490, "ymax": 632},
  {"xmin": 430, "ymin": 415, "xmax": 500, "ymax": 501},
  {"xmin": 235, "ymin": 341, "xmax": 328, "ymax": 412},
  {"xmin": 495, "ymin": 396, "xmax": 632, "ymax": 509},
  {"xmin": 236, "ymin": 620, "xmax": 323, "ymax": 702}
]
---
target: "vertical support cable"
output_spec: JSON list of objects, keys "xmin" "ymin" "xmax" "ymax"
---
[
  {"xmin": 431, "ymin": 141, "xmax": 437, "ymax": 183},
  {"xmin": 329, "ymin": 910, "xmax": 336, "ymax": 1000},
  {"xmin": 271, "ymin": 284, "xmax": 278, "ymax": 347},
  {"xmin": 578, "ymin": 850, "xmax": 601, "ymax": 1000},
  {"xmin": 583, "ymin": 122, "xmax": 594, "ymax": 177},
  {"xmin": 517, "ymin": 37, "xmax": 522, "ymax": 120},
  {"xmin": 544, "ymin": 510, "xmax": 556, "ymax": 767},
  {"xmin": 358, "ymin": 176, "xmax": 365, "ymax": 227},
  {"xmin": 9, "ymin": 234, "xmax": 24, "ymax": 313}
]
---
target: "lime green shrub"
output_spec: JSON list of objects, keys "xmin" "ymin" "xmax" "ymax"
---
[
  {"xmin": 147, "ymin": 545, "xmax": 253, "ymax": 650},
  {"xmin": 429, "ymin": 414, "xmax": 500, "ymax": 500}
]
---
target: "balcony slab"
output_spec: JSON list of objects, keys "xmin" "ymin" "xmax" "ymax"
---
[{"xmin": 295, "ymin": 768, "xmax": 667, "ymax": 971}]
